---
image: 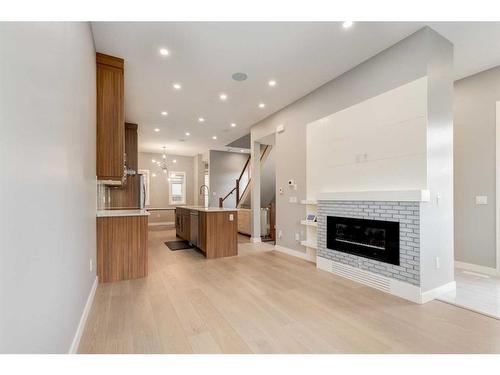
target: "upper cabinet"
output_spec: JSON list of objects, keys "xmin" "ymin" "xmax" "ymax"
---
[{"xmin": 96, "ymin": 53, "xmax": 125, "ymax": 184}]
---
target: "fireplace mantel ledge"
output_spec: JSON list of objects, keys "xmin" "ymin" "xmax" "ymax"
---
[{"xmin": 317, "ymin": 189, "xmax": 430, "ymax": 202}]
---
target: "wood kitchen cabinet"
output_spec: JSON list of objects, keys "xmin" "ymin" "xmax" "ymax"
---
[
  {"xmin": 108, "ymin": 123, "xmax": 140, "ymax": 208},
  {"xmin": 96, "ymin": 52, "xmax": 125, "ymax": 183},
  {"xmin": 175, "ymin": 208, "xmax": 191, "ymax": 241},
  {"xmin": 97, "ymin": 214, "xmax": 148, "ymax": 283}
]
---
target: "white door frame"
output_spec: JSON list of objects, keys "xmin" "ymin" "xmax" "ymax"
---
[{"xmin": 495, "ymin": 101, "xmax": 500, "ymax": 272}]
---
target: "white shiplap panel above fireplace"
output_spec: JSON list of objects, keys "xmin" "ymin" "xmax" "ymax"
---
[{"xmin": 306, "ymin": 77, "xmax": 428, "ymax": 199}]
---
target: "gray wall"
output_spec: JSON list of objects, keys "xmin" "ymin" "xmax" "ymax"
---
[
  {"xmin": 250, "ymin": 26, "xmax": 454, "ymax": 286},
  {"xmin": 138, "ymin": 152, "xmax": 195, "ymax": 223},
  {"xmin": 251, "ymin": 27, "xmax": 440, "ymax": 254},
  {"xmin": 0, "ymin": 23, "xmax": 96, "ymax": 353},
  {"xmin": 454, "ymin": 66, "xmax": 500, "ymax": 268},
  {"xmin": 209, "ymin": 150, "xmax": 248, "ymax": 208},
  {"xmin": 260, "ymin": 146, "xmax": 276, "ymax": 207}
]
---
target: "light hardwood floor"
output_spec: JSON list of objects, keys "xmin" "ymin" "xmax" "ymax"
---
[{"xmin": 78, "ymin": 226, "xmax": 500, "ymax": 354}]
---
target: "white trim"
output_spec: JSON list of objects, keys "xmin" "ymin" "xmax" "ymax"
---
[
  {"xmin": 317, "ymin": 189, "xmax": 430, "ymax": 202},
  {"xmin": 300, "ymin": 200, "xmax": 317, "ymax": 205},
  {"xmin": 496, "ymin": 101, "xmax": 500, "ymax": 271},
  {"xmin": 148, "ymin": 221, "xmax": 175, "ymax": 227},
  {"xmin": 420, "ymin": 281, "xmax": 456, "ymax": 304},
  {"xmin": 250, "ymin": 237, "xmax": 262, "ymax": 243},
  {"xmin": 68, "ymin": 276, "xmax": 98, "ymax": 354},
  {"xmin": 274, "ymin": 244, "xmax": 316, "ymax": 263},
  {"xmin": 316, "ymin": 257, "xmax": 455, "ymax": 304},
  {"xmin": 169, "ymin": 171, "xmax": 186, "ymax": 205},
  {"xmin": 300, "ymin": 240, "xmax": 317, "ymax": 249},
  {"xmin": 455, "ymin": 260, "xmax": 500, "ymax": 277},
  {"xmin": 300, "ymin": 220, "xmax": 318, "ymax": 227}
]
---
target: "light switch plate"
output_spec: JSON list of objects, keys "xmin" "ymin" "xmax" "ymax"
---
[{"xmin": 476, "ymin": 195, "xmax": 488, "ymax": 205}]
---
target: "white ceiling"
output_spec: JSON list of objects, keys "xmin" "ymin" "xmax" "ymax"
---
[{"xmin": 91, "ymin": 22, "xmax": 500, "ymax": 156}]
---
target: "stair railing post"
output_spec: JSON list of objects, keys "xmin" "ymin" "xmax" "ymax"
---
[{"xmin": 236, "ymin": 179, "xmax": 240, "ymax": 205}]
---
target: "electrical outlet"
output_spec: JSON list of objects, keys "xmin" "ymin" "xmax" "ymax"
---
[
  {"xmin": 289, "ymin": 196, "xmax": 297, "ymax": 203},
  {"xmin": 278, "ymin": 229, "xmax": 283, "ymax": 239},
  {"xmin": 435, "ymin": 257, "xmax": 440, "ymax": 269},
  {"xmin": 476, "ymin": 195, "xmax": 488, "ymax": 205},
  {"xmin": 89, "ymin": 258, "xmax": 93, "ymax": 272},
  {"xmin": 229, "ymin": 214, "xmax": 234, "ymax": 221},
  {"xmin": 295, "ymin": 233, "xmax": 300, "ymax": 241}
]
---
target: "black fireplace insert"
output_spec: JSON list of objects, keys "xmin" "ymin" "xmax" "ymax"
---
[{"xmin": 326, "ymin": 216, "xmax": 400, "ymax": 265}]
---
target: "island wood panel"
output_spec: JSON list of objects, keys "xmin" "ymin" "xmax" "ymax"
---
[
  {"xmin": 204, "ymin": 211, "xmax": 237, "ymax": 258},
  {"xmin": 96, "ymin": 52, "xmax": 125, "ymax": 181},
  {"xmin": 97, "ymin": 215, "xmax": 148, "ymax": 283},
  {"xmin": 198, "ymin": 211, "xmax": 207, "ymax": 254},
  {"xmin": 237, "ymin": 208, "xmax": 251, "ymax": 235}
]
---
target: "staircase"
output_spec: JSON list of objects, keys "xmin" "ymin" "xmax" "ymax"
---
[
  {"xmin": 218, "ymin": 145, "xmax": 271, "ymax": 209},
  {"xmin": 219, "ymin": 145, "xmax": 275, "ymax": 241}
]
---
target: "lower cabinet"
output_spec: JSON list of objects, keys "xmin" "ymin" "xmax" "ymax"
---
[
  {"xmin": 97, "ymin": 215, "xmax": 148, "ymax": 283},
  {"xmin": 175, "ymin": 208, "xmax": 191, "ymax": 241}
]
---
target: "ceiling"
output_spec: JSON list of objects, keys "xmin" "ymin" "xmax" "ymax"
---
[{"xmin": 91, "ymin": 22, "xmax": 500, "ymax": 156}]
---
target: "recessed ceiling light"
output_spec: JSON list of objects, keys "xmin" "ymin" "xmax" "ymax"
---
[
  {"xmin": 152, "ymin": 159, "xmax": 156, "ymax": 163},
  {"xmin": 219, "ymin": 93, "xmax": 228, "ymax": 101},
  {"xmin": 173, "ymin": 83, "xmax": 182, "ymax": 90},
  {"xmin": 161, "ymin": 111, "xmax": 168, "ymax": 116},
  {"xmin": 258, "ymin": 103, "xmax": 265, "ymax": 108},
  {"xmin": 154, "ymin": 128, "xmax": 160, "ymax": 132},
  {"xmin": 240, "ymin": 149, "xmax": 245, "ymax": 153},
  {"xmin": 232, "ymin": 72, "xmax": 248, "ymax": 81},
  {"xmin": 198, "ymin": 117, "xmax": 205, "ymax": 123},
  {"xmin": 342, "ymin": 21, "xmax": 353, "ymax": 29},
  {"xmin": 173, "ymin": 159, "xmax": 177, "ymax": 163},
  {"xmin": 212, "ymin": 135, "xmax": 217, "ymax": 140},
  {"xmin": 152, "ymin": 173, "xmax": 157, "ymax": 177},
  {"xmin": 230, "ymin": 123, "xmax": 236, "ymax": 128},
  {"xmin": 268, "ymin": 80, "xmax": 277, "ymax": 87},
  {"xmin": 159, "ymin": 48, "xmax": 169, "ymax": 56},
  {"xmin": 185, "ymin": 132, "xmax": 190, "ymax": 136}
]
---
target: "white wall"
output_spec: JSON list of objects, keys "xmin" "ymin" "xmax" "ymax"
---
[
  {"xmin": 138, "ymin": 151, "xmax": 195, "ymax": 224},
  {"xmin": 307, "ymin": 77, "xmax": 428, "ymax": 197},
  {"xmin": 454, "ymin": 66, "xmax": 500, "ymax": 268},
  {"xmin": 209, "ymin": 150, "xmax": 248, "ymax": 208},
  {"xmin": 0, "ymin": 23, "xmax": 96, "ymax": 353}
]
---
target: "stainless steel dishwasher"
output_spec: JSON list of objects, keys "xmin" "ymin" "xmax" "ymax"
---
[{"xmin": 189, "ymin": 210, "xmax": 198, "ymax": 248}]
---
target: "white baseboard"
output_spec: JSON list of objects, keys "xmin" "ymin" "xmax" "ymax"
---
[
  {"xmin": 420, "ymin": 281, "xmax": 456, "ymax": 304},
  {"xmin": 68, "ymin": 276, "xmax": 98, "ymax": 354},
  {"xmin": 316, "ymin": 257, "xmax": 455, "ymax": 304},
  {"xmin": 455, "ymin": 261, "xmax": 500, "ymax": 277},
  {"xmin": 250, "ymin": 237, "xmax": 262, "ymax": 243},
  {"xmin": 148, "ymin": 221, "xmax": 175, "ymax": 227},
  {"xmin": 274, "ymin": 245, "xmax": 316, "ymax": 263}
]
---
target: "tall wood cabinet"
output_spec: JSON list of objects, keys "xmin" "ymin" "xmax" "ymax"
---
[
  {"xmin": 96, "ymin": 53, "xmax": 125, "ymax": 183},
  {"xmin": 108, "ymin": 123, "xmax": 140, "ymax": 208}
]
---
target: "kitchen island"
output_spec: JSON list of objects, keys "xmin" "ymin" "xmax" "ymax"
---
[{"xmin": 175, "ymin": 206, "xmax": 238, "ymax": 259}]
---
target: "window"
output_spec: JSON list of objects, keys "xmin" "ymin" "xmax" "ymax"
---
[{"xmin": 169, "ymin": 171, "xmax": 186, "ymax": 205}]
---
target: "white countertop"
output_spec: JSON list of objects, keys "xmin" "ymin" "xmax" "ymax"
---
[
  {"xmin": 97, "ymin": 209, "xmax": 150, "ymax": 218},
  {"xmin": 178, "ymin": 205, "xmax": 238, "ymax": 212}
]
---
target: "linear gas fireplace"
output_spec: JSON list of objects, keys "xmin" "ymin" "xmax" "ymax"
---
[{"xmin": 327, "ymin": 216, "xmax": 400, "ymax": 266}]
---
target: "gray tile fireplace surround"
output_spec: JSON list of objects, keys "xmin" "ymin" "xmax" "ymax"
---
[{"xmin": 317, "ymin": 200, "xmax": 420, "ymax": 286}]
